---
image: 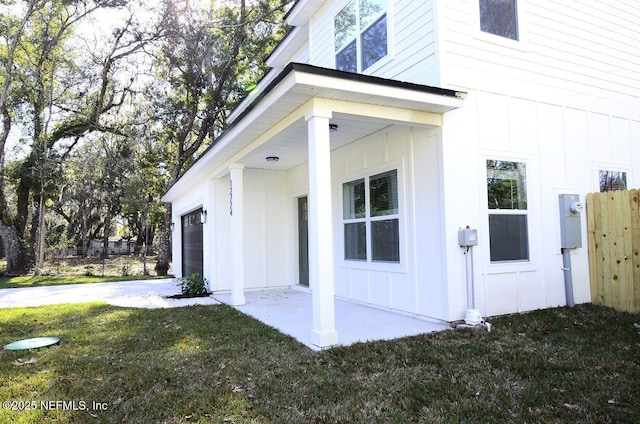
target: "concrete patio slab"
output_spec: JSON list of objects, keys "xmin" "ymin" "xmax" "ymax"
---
[{"xmin": 214, "ymin": 288, "xmax": 451, "ymax": 350}]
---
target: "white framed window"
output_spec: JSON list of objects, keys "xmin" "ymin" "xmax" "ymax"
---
[
  {"xmin": 334, "ymin": 0, "xmax": 388, "ymax": 72},
  {"xmin": 599, "ymin": 170, "xmax": 627, "ymax": 192},
  {"xmin": 486, "ymin": 159, "xmax": 529, "ymax": 262},
  {"xmin": 479, "ymin": 0, "xmax": 519, "ymax": 41},
  {"xmin": 343, "ymin": 169, "xmax": 399, "ymax": 263}
]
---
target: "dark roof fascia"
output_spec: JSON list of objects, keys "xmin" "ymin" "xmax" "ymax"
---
[
  {"xmin": 233, "ymin": 62, "xmax": 464, "ymax": 135},
  {"xmin": 164, "ymin": 63, "xmax": 465, "ymax": 194},
  {"xmin": 292, "ymin": 62, "xmax": 464, "ymax": 98}
]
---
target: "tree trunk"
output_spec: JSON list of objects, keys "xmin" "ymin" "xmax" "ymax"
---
[
  {"xmin": 0, "ymin": 222, "xmax": 28, "ymax": 274},
  {"xmin": 102, "ymin": 208, "xmax": 111, "ymax": 259},
  {"xmin": 155, "ymin": 203, "xmax": 172, "ymax": 276}
]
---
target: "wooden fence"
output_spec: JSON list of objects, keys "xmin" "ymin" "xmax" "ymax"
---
[{"xmin": 586, "ymin": 190, "xmax": 640, "ymax": 313}]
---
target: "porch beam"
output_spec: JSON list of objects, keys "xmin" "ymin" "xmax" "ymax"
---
[
  {"xmin": 306, "ymin": 107, "xmax": 338, "ymax": 349},
  {"xmin": 229, "ymin": 163, "xmax": 246, "ymax": 306},
  {"xmin": 328, "ymin": 98, "xmax": 443, "ymax": 127}
]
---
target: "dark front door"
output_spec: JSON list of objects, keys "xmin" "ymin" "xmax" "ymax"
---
[
  {"xmin": 181, "ymin": 208, "xmax": 203, "ymax": 279},
  {"xmin": 298, "ymin": 196, "xmax": 309, "ymax": 286}
]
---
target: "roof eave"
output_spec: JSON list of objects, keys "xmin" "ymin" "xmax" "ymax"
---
[{"xmin": 162, "ymin": 64, "xmax": 466, "ymax": 202}]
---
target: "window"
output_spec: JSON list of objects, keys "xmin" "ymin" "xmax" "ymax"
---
[
  {"xmin": 599, "ymin": 170, "xmax": 627, "ymax": 192},
  {"xmin": 479, "ymin": 0, "xmax": 518, "ymax": 40},
  {"xmin": 343, "ymin": 169, "xmax": 399, "ymax": 263},
  {"xmin": 335, "ymin": 0, "xmax": 388, "ymax": 72},
  {"xmin": 486, "ymin": 160, "xmax": 528, "ymax": 262}
]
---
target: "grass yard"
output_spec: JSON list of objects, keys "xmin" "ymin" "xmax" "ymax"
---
[{"xmin": 0, "ymin": 303, "xmax": 638, "ymax": 423}]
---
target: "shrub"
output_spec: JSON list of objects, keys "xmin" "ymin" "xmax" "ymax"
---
[
  {"xmin": 121, "ymin": 265, "xmax": 132, "ymax": 277},
  {"xmin": 177, "ymin": 274, "xmax": 209, "ymax": 296}
]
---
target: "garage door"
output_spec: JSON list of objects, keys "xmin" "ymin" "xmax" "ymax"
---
[{"xmin": 181, "ymin": 208, "xmax": 203, "ymax": 279}]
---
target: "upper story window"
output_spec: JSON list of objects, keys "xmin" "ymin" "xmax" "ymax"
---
[
  {"xmin": 479, "ymin": 0, "xmax": 518, "ymax": 41},
  {"xmin": 335, "ymin": 0, "xmax": 388, "ymax": 72}
]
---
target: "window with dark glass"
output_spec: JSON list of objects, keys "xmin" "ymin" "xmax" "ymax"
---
[
  {"xmin": 599, "ymin": 170, "xmax": 627, "ymax": 192},
  {"xmin": 343, "ymin": 169, "xmax": 399, "ymax": 263},
  {"xmin": 479, "ymin": 0, "xmax": 518, "ymax": 40},
  {"xmin": 335, "ymin": 0, "xmax": 388, "ymax": 72},
  {"xmin": 487, "ymin": 160, "xmax": 529, "ymax": 262}
]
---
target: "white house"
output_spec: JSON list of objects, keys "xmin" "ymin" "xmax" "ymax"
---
[{"xmin": 162, "ymin": 0, "xmax": 640, "ymax": 348}]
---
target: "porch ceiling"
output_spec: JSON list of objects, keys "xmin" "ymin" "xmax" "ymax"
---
[
  {"xmin": 163, "ymin": 64, "xmax": 465, "ymax": 201},
  {"xmin": 239, "ymin": 113, "xmax": 393, "ymax": 171}
]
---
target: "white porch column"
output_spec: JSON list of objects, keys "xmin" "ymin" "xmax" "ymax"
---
[
  {"xmin": 202, "ymin": 178, "xmax": 215, "ymax": 290},
  {"xmin": 306, "ymin": 111, "xmax": 338, "ymax": 348},
  {"xmin": 229, "ymin": 163, "xmax": 246, "ymax": 306}
]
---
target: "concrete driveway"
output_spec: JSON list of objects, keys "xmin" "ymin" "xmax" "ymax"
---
[{"xmin": 0, "ymin": 278, "xmax": 221, "ymax": 309}]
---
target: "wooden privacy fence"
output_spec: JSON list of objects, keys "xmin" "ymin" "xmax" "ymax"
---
[{"xmin": 587, "ymin": 190, "xmax": 640, "ymax": 313}]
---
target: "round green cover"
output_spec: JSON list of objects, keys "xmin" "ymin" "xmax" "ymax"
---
[{"xmin": 4, "ymin": 336, "xmax": 60, "ymax": 351}]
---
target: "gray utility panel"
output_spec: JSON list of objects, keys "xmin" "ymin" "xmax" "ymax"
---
[{"xmin": 559, "ymin": 194, "xmax": 583, "ymax": 249}]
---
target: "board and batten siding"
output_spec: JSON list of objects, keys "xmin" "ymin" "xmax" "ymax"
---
[
  {"xmin": 287, "ymin": 125, "xmax": 449, "ymax": 320},
  {"xmin": 432, "ymin": 0, "xmax": 640, "ymax": 319},
  {"xmin": 171, "ymin": 170, "xmax": 291, "ymax": 292},
  {"xmin": 439, "ymin": 88, "xmax": 640, "ymax": 318}
]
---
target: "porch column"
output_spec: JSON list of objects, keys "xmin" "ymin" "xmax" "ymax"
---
[
  {"xmin": 306, "ymin": 111, "xmax": 338, "ymax": 348},
  {"xmin": 202, "ymin": 178, "xmax": 215, "ymax": 289},
  {"xmin": 229, "ymin": 163, "xmax": 246, "ymax": 306}
]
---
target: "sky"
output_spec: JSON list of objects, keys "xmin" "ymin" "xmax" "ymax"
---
[
  {"xmin": 2, "ymin": 0, "xmax": 158, "ymax": 161},
  {"xmin": 3, "ymin": 0, "xmax": 227, "ymax": 161}
]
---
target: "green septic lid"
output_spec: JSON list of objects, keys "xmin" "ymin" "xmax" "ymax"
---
[{"xmin": 4, "ymin": 336, "xmax": 60, "ymax": 351}]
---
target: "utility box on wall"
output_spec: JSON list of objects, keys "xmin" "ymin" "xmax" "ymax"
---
[
  {"xmin": 559, "ymin": 194, "xmax": 583, "ymax": 249},
  {"xmin": 458, "ymin": 228, "xmax": 478, "ymax": 247}
]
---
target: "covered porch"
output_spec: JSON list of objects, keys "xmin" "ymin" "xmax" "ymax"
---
[
  {"xmin": 214, "ymin": 288, "xmax": 451, "ymax": 350},
  {"xmin": 163, "ymin": 63, "xmax": 465, "ymax": 349}
]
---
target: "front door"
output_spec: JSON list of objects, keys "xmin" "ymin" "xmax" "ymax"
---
[
  {"xmin": 298, "ymin": 196, "xmax": 309, "ymax": 286},
  {"xmin": 181, "ymin": 208, "xmax": 204, "ymax": 279}
]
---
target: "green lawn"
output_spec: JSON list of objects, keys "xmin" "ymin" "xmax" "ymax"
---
[{"xmin": 0, "ymin": 303, "xmax": 638, "ymax": 423}]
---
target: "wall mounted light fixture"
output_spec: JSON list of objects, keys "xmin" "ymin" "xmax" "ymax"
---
[{"xmin": 329, "ymin": 123, "xmax": 339, "ymax": 132}]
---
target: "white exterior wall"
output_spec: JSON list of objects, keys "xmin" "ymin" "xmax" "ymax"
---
[
  {"xmin": 171, "ymin": 0, "xmax": 640, "ymax": 322},
  {"xmin": 437, "ymin": 0, "xmax": 640, "ymax": 319},
  {"xmin": 287, "ymin": 125, "xmax": 449, "ymax": 321},
  {"xmin": 171, "ymin": 169, "xmax": 291, "ymax": 292},
  {"xmin": 305, "ymin": 0, "xmax": 441, "ymax": 85}
]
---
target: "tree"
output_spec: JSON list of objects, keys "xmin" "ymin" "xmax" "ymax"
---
[
  {"xmin": 0, "ymin": 0, "xmax": 45, "ymax": 273},
  {"xmin": 0, "ymin": 0, "xmax": 158, "ymax": 274},
  {"xmin": 151, "ymin": 0, "xmax": 291, "ymax": 274}
]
